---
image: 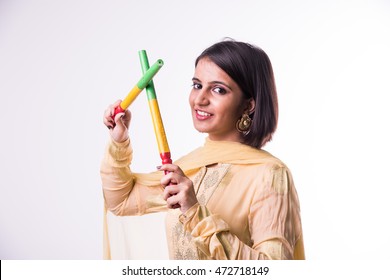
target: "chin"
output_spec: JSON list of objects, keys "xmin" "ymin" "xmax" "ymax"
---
[{"xmin": 193, "ymin": 125, "xmax": 210, "ymax": 134}]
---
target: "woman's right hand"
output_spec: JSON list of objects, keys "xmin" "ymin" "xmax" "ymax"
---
[{"xmin": 103, "ymin": 100, "xmax": 131, "ymax": 143}]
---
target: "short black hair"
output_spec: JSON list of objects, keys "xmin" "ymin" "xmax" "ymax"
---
[{"xmin": 195, "ymin": 39, "xmax": 278, "ymax": 148}]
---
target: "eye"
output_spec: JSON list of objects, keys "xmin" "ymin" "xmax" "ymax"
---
[
  {"xmin": 192, "ymin": 82, "xmax": 202, "ymax": 90},
  {"xmin": 212, "ymin": 86, "xmax": 227, "ymax": 95}
]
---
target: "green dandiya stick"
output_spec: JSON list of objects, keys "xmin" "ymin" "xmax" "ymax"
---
[
  {"xmin": 139, "ymin": 50, "xmax": 172, "ymax": 166},
  {"xmin": 113, "ymin": 59, "xmax": 164, "ymax": 117}
]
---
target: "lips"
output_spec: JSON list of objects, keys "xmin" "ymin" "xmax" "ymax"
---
[{"xmin": 195, "ymin": 110, "xmax": 212, "ymax": 120}]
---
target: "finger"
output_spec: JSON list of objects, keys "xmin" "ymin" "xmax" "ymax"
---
[
  {"xmin": 162, "ymin": 184, "xmax": 180, "ymax": 200},
  {"xmin": 104, "ymin": 110, "xmax": 114, "ymax": 121},
  {"xmin": 104, "ymin": 101, "xmax": 121, "ymax": 123},
  {"xmin": 166, "ymin": 194, "xmax": 181, "ymax": 209},
  {"xmin": 120, "ymin": 109, "xmax": 131, "ymax": 128},
  {"xmin": 113, "ymin": 99, "xmax": 122, "ymax": 107},
  {"xmin": 109, "ymin": 100, "xmax": 123, "ymax": 118},
  {"xmin": 104, "ymin": 108, "xmax": 112, "ymax": 119},
  {"xmin": 160, "ymin": 172, "xmax": 180, "ymax": 187},
  {"xmin": 167, "ymin": 203, "xmax": 181, "ymax": 209},
  {"xmin": 113, "ymin": 112, "xmax": 126, "ymax": 130},
  {"xmin": 114, "ymin": 112, "xmax": 125, "ymax": 122},
  {"xmin": 103, "ymin": 118, "xmax": 114, "ymax": 128},
  {"xmin": 159, "ymin": 164, "xmax": 185, "ymax": 176},
  {"xmin": 103, "ymin": 111, "xmax": 115, "ymax": 129}
]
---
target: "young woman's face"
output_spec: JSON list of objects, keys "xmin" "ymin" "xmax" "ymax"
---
[{"xmin": 189, "ymin": 58, "xmax": 249, "ymax": 142}]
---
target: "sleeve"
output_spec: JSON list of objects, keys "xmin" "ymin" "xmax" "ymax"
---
[
  {"xmin": 100, "ymin": 138, "xmax": 167, "ymax": 216},
  {"xmin": 179, "ymin": 165, "xmax": 304, "ymax": 260}
]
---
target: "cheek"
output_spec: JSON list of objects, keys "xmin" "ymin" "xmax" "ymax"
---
[
  {"xmin": 188, "ymin": 91, "xmax": 196, "ymax": 107},
  {"xmin": 230, "ymin": 110, "xmax": 243, "ymax": 124},
  {"xmin": 226, "ymin": 105, "xmax": 245, "ymax": 124},
  {"xmin": 222, "ymin": 99, "xmax": 245, "ymax": 120}
]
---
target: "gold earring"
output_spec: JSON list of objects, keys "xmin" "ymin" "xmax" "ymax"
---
[{"xmin": 236, "ymin": 113, "xmax": 252, "ymax": 134}]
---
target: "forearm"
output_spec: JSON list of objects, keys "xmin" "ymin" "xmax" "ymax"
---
[
  {"xmin": 100, "ymin": 138, "xmax": 167, "ymax": 215},
  {"xmin": 100, "ymin": 138, "xmax": 136, "ymax": 215}
]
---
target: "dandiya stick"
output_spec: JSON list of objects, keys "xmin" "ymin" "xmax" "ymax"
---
[
  {"xmin": 138, "ymin": 50, "xmax": 172, "ymax": 170},
  {"xmin": 112, "ymin": 59, "xmax": 164, "ymax": 119},
  {"xmin": 140, "ymin": 51, "xmax": 179, "ymax": 209}
]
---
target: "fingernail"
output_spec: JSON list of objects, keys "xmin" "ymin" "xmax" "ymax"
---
[{"xmin": 156, "ymin": 165, "xmax": 162, "ymax": 170}]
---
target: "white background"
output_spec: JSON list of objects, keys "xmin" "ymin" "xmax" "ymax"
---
[{"xmin": 0, "ymin": 0, "xmax": 389, "ymax": 260}]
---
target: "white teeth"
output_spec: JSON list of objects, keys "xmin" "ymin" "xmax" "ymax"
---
[{"xmin": 197, "ymin": 110, "xmax": 211, "ymax": 116}]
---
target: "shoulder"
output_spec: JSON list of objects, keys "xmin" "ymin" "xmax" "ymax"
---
[
  {"xmin": 256, "ymin": 153, "xmax": 292, "ymax": 195},
  {"xmin": 230, "ymin": 152, "xmax": 293, "ymax": 194},
  {"xmin": 237, "ymin": 149, "xmax": 289, "ymax": 174}
]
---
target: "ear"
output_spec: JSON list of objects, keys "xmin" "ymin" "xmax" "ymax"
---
[{"xmin": 246, "ymin": 98, "xmax": 256, "ymax": 114}]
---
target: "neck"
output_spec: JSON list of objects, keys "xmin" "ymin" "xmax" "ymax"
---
[{"xmin": 207, "ymin": 133, "xmax": 244, "ymax": 144}]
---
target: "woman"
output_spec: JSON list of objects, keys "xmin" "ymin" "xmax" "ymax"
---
[{"xmin": 101, "ymin": 40, "xmax": 305, "ymax": 260}]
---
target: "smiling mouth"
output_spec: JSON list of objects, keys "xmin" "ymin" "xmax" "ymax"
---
[
  {"xmin": 195, "ymin": 110, "xmax": 213, "ymax": 120},
  {"xmin": 196, "ymin": 110, "xmax": 212, "ymax": 117}
]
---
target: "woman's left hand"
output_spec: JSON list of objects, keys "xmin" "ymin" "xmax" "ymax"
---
[{"xmin": 160, "ymin": 164, "xmax": 198, "ymax": 214}]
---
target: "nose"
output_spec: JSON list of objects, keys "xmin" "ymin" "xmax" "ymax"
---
[{"xmin": 194, "ymin": 88, "xmax": 209, "ymax": 106}]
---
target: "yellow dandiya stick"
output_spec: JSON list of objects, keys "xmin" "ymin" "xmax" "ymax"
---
[
  {"xmin": 112, "ymin": 59, "xmax": 164, "ymax": 118},
  {"xmin": 140, "ymin": 51, "xmax": 178, "ymax": 209},
  {"xmin": 138, "ymin": 50, "xmax": 172, "ymax": 168}
]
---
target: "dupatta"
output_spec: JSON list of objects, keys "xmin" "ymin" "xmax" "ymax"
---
[{"xmin": 102, "ymin": 137, "xmax": 303, "ymax": 259}]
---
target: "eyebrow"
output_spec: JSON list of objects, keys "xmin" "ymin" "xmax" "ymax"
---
[{"xmin": 192, "ymin": 77, "xmax": 233, "ymax": 91}]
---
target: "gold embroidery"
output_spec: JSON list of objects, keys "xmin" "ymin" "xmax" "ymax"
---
[
  {"xmin": 197, "ymin": 164, "xmax": 230, "ymax": 206},
  {"xmin": 271, "ymin": 166, "xmax": 288, "ymax": 194},
  {"xmin": 170, "ymin": 209, "xmax": 198, "ymax": 260},
  {"xmin": 166, "ymin": 164, "xmax": 231, "ymax": 259}
]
